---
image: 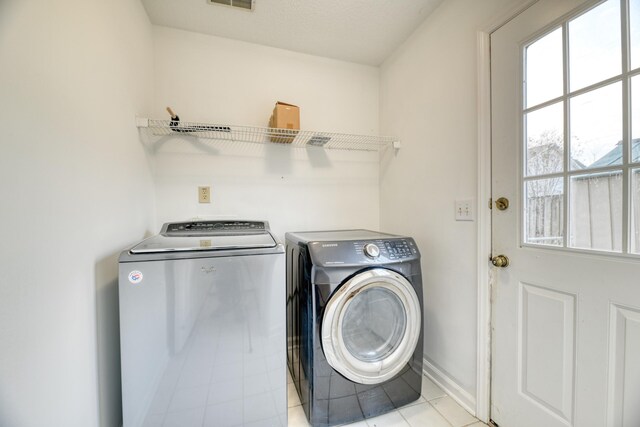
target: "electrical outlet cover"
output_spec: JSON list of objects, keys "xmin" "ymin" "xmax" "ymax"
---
[{"xmin": 198, "ymin": 186, "xmax": 211, "ymax": 203}]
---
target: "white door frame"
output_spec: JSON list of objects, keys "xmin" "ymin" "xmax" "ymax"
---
[{"xmin": 475, "ymin": 0, "xmax": 539, "ymax": 422}]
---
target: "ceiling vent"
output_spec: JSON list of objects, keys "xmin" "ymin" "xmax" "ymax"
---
[{"xmin": 207, "ymin": 0, "xmax": 254, "ymax": 11}]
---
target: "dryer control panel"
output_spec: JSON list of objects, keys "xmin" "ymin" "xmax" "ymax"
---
[
  {"xmin": 308, "ymin": 238, "xmax": 419, "ymax": 266},
  {"xmin": 352, "ymin": 239, "xmax": 417, "ymax": 261},
  {"xmin": 383, "ymin": 240, "xmax": 417, "ymax": 260}
]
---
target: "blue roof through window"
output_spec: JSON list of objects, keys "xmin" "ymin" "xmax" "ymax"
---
[{"xmin": 589, "ymin": 138, "xmax": 640, "ymax": 168}]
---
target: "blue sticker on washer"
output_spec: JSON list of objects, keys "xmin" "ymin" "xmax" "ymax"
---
[{"xmin": 128, "ymin": 270, "xmax": 143, "ymax": 284}]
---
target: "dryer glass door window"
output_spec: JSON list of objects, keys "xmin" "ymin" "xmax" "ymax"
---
[
  {"xmin": 321, "ymin": 268, "xmax": 421, "ymax": 385},
  {"xmin": 342, "ymin": 287, "xmax": 407, "ymax": 362}
]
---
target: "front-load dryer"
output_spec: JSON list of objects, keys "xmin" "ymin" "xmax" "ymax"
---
[{"xmin": 285, "ymin": 230, "xmax": 423, "ymax": 427}]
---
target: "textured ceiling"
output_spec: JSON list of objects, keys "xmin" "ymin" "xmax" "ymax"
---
[{"xmin": 141, "ymin": 0, "xmax": 444, "ymax": 66}]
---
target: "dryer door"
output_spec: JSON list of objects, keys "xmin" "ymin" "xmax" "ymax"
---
[{"xmin": 321, "ymin": 268, "xmax": 421, "ymax": 384}]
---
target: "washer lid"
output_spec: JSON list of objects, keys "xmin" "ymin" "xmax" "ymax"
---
[{"xmin": 129, "ymin": 232, "xmax": 277, "ymax": 254}]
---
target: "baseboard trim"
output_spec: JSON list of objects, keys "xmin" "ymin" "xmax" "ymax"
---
[{"xmin": 422, "ymin": 357, "xmax": 476, "ymax": 416}]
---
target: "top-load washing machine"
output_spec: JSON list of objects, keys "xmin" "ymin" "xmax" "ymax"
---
[
  {"xmin": 285, "ymin": 230, "xmax": 423, "ymax": 427},
  {"xmin": 118, "ymin": 220, "xmax": 285, "ymax": 427}
]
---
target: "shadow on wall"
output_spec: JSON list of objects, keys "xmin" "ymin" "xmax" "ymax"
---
[
  {"xmin": 306, "ymin": 146, "xmax": 331, "ymax": 169},
  {"xmin": 95, "ymin": 252, "xmax": 123, "ymax": 427},
  {"xmin": 142, "ymin": 133, "xmax": 221, "ymax": 156},
  {"xmin": 140, "ymin": 131, "xmax": 335, "ymax": 173},
  {"xmin": 265, "ymin": 142, "xmax": 293, "ymax": 175},
  {"xmin": 265, "ymin": 141, "xmax": 334, "ymax": 171}
]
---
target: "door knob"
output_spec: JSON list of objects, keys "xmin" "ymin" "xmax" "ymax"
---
[
  {"xmin": 495, "ymin": 197, "xmax": 509, "ymax": 211},
  {"xmin": 491, "ymin": 254, "xmax": 510, "ymax": 268}
]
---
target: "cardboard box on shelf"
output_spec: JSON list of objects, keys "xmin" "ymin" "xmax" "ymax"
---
[{"xmin": 268, "ymin": 101, "xmax": 299, "ymax": 143}]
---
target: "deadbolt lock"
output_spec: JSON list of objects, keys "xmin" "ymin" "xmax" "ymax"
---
[
  {"xmin": 495, "ymin": 197, "xmax": 509, "ymax": 211},
  {"xmin": 491, "ymin": 254, "xmax": 510, "ymax": 268}
]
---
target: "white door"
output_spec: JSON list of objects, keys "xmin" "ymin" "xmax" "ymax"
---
[{"xmin": 491, "ymin": 1, "xmax": 640, "ymax": 426}]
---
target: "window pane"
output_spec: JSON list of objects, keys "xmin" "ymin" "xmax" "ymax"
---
[
  {"xmin": 526, "ymin": 103, "xmax": 564, "ymax": 176},
  {"xmin": 631, "ymin": 0, "xmax": 640, "ymax": 70},
  {"xmin": 569, "ymin": 0, "xmax": 621, "ymax": 91},
  {"xmin": 569, "ymin": 171, "xmax": 622, "ymax": 252},
  {"xmin": 633, "ymin": 75, "xmax": 640, "ymax": 163},
  {"xmin": 631, "ymin": 169, "xmax": 640, "ymax": 254},
  {"xmin": 525, "ymin": 178, "xmax": 564, "ymax": 246},
  {"xmin": 570, "ymin": 82, "xmax": 622, "ymax": 169},
  {"xmin": 526, "ymin": 28, "xmax": 563, "ymax": 107}
]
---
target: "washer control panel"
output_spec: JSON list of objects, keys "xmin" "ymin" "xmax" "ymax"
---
[{"xmin": 162, "ymin": 220, "xmax": 268, "ymax": 235}]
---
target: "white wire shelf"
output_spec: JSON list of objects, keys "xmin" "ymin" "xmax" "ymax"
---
[{"xmin": 136, "ymin": 118, "xmax": 400, "ymax": 152}]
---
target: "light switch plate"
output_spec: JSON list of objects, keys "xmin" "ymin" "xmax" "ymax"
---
[{"xmin": 455, "ymin": 199, "xmax": 474, "ymax": 221}]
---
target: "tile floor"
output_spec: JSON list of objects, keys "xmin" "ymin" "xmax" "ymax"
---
[{"xmin": 287, "ymin": 371, "xmax": 486, "ymax": 427}]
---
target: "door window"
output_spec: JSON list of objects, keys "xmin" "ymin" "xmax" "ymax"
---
[{"xmin": 522, "ymin": 0, "xmax": 640, "ymax": 254}]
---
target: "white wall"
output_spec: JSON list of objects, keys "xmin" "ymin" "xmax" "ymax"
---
[
  {"xmin": 379, "ymin": 0, "xmax": 521, "ymax": 407},
  {"xmin": 0, "ymin": 1, "xmax": 155, "ymax": 426},
  {"xmin": 150, "ymin": 27, "xmax": 381, "ymax": 239}
]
